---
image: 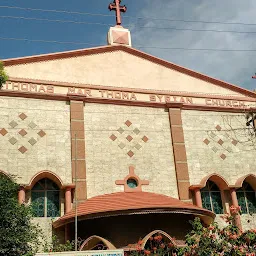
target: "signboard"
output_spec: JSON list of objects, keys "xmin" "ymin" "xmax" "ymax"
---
[
  {"xmin": 36, "ymin": 249, "xmax": 124, "ymax": 256},
  {"xmin": 3, "ymin": 81, "xmax": 256, "ymax": 109}
]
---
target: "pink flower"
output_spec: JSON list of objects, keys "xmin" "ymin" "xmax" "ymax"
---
[
  {"xmin": 160, "ymin": 243, "xmax": 165, "ymax": 249},
  {"xmin": 144, "ymin": 250, "xmax": 151, "ymax": 255}
]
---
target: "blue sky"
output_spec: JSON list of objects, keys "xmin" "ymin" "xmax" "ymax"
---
[{"xmin": 1, "ymin": 0, "xmax": 256, "ymax": 91}]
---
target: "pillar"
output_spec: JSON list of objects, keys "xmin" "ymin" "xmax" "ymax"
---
[
  {"xmin": 18, "ymin": 186, "xmax": 25, "ymax": 204},
  {"xmin": 194, "ymin": 188, "xmax": 203, "ymax": 208},
  {"xmin": 65, "ymin": 187, "xmax": 72, "ymax": 213},
  {"xmin": 168, "ymin": 106, "xmax": 191, "ymax": 202},
  {"xmin": 70, "ymin": 100, "xmax": 87, "ymax": 202},
  {"xmin": 230, "ymin": 188, "xmax": 242, "ymax": 231}
]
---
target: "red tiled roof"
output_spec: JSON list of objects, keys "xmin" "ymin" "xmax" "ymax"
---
[{"xmin": 53, "ymin": 191, "xmax": 214, "ymax": 228}]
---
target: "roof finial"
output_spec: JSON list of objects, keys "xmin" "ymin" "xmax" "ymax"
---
[{"xmin": 109, "ymin": 0, "xmax": 127, "ymax": 26}]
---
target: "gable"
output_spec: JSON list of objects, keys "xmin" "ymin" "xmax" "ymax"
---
[{"xmin": 3, "ymin": 46, "xmax": 255, "ymax": 98}]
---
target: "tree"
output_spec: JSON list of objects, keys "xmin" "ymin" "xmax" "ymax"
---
[
  {"xmin": 0, "ymin": 174, "xmax": 41, "ymax": 256},
  {"xmin": 0, "ymin": 61, "xmax": 8, "ymax": 88}
]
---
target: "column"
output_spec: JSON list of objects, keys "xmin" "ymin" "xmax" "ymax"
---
[
  {"xmin": 70, "ymin": 100, "xmax": 87, "ymax": 202},
  {"xmin": 65, "ymin": 187, "xmax": 72, "ymax": 213},
  {"xmin": 230, "ymin": 188, "xmax": 242, "ymax": 231},
  {"xmin": 18, "ymin": 186, "xmax": 25, "ymax": 204},
  {"xmin": 168, "ymin": 106, "xmax": 191, "ymax": 202},
  {"xmin": 194, "ymin": 188, "xmax": 203, "ymax": 208}
]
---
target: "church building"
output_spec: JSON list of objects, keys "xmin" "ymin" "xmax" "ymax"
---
[{"xmin": 1, "ymin": 0, "xmax": 256, "ymax": 251}]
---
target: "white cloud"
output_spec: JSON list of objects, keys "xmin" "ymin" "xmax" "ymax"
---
[{"xmin": 129, "ymin": 0, "xmax": 256, "ymax": 90}]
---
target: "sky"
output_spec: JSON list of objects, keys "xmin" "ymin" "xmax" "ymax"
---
[{"xmin": 1, "ymin": 0, "xmax": 256, "ymax": 90}]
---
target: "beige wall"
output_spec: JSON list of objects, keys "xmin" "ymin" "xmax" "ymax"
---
[
  {"xmin": 5, "ymin": 50, "xmax": 244, "ymax": 97},
  {"xmin": 182, "ymin": 110, "xmax": 256, "ymax": 186},
  {"xmin": 0, "ymin": 96, "xmax": 71, "ymax": 185},
  {"xmin": 84, "ymin": 103, "xmax": 178, "ymax": 199},
  {"xmin": 240, "ymin": 214, "xmax": 256, "ymax": 231}
]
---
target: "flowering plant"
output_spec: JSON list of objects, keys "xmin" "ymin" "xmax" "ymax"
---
[{"xmin": 130, "ymin": 206, "xmax": 256, "ymax": 256}]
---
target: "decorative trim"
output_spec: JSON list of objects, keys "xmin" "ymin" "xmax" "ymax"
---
[
  {"xmin": 115, "ymin": 166, "xmax": 149, "ymax": 192},
  {"xmin": 53, "ymin": 207, "xmax": 215, "ymax": 228},
  {"xmin": 7, "ymin": 77, "xmax": 256, "ymax": 102},
  {"xmin": 190, "ymin": 173, "xmax": 230, "ymax": 190},
  {"xmin": 25, "ymin": 170, "xmax": 65, "ymax": 189},
  {"xmin": 1, "ymin": 88, "xmax": 255, "ymax": 113},
  {"xmin": 235, "ymin": 174, "xmax": 256, "ymax": 190}
]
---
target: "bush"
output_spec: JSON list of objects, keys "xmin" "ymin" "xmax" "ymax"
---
[{"xmin": 0, "ymin": 61, "xmax": 8, "ymax": 88}]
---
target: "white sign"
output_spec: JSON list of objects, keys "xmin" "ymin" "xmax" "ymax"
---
[{"xmin": 36, "ymin": 249, "xmax": 124, "ymax": 256}]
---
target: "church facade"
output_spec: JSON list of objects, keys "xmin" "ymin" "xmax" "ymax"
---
[{"xmin": 1, "ymin": 22, "xmax": 256, "ymax": 251}]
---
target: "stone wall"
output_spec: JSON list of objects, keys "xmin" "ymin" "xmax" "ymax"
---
[
  {"xmin": 182, "ymin": 110, "xmax": 256, "ymax": 186},
  {"xmin": 84, "ymin": 103, "xmax": 178, "ymax": 199},
  {"xmin": 0, "ymin": 96, "xmax": 71, "ymax": 185}
]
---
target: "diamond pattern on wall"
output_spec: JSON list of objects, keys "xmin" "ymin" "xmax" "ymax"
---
[
  {"xmin": 19, "ymin": 129, "xmax": 27, "ymax": 137},
  {"xmin": 216, "ymin": 125, "xmax": 222, "ymax": 131},
  {"xmin": 18, "ymin": 146, "xmax": 27, "ymax": 154},
  {"xmin": 203, "ymin": 123, "xmax": 240, "ymax": 160},
  {"xmin": 28, "ymin": 122, "xmax": 37, "ymax": 129},
  {"xmin": 125, "ymin": 120, "xmax": 132, "ymax": 127},
  {"xmin": 232, "ymin": 139, "xmax": 238, "ymax": 146},
  {"xmin": 135, "ymin": 144, "xmax": 142, "ymax": 150},
  {"xmin": 142, "ymin": 136, "xmax": 149, "ymax": 143},
  {"xmin": 220, "ymin": 153, "xmax": 226, "ymax": 160},
  {"xmin": 204, "ymin": 138, "xmax": 210, "ymax": 145},
  {"xmin": 133, "ymin": 128, "xmax": 140, "ymax": 135},
  {"xmin": 28, "ymin": 138, "xmax": 37, "ymax": 146},
  {"xmin": 126, "ymin": 135, "xmax": 133, "ymax": 142},
  {"xmin": 118, "ymin": 143, "xmax": 125, "ymax": 149},
  {"xmin": 218, "ymin": 139, "xmax": 224, "ymax": 145},
  {"xmin": 9, "ymin": 137, "xmax": 17, "ymax": 145},
  {"xmin": 19, "ymin": 113, "xmax": 27, "ymax": 120},
  {"xmin": 0, "ymin": 113, "xmax": 46, "ymax": 154},
  {"xmin": 127, "ymin": 150, "xmax": 134, "ymax": 158},
  {"xmin": 109, "ymin": 120, "xmax": 149, "ymax": 158},
  {"xmin": 110, "ymin": 134, "xmax": 117, "ymax": 141},
  {"xmin": 117, "ymin": 127, "xmax": 124, "ymax": 134},
  {"xmin": 38, "ymin": 130, "xmax": 46, "ymax": 138},
  {"xmin": 0, "ymin": 128, "xmax": 8, "ymax": 136},
  {"xmin": 9, "ymin": 121, "xmax": 18, "ymax": 128}
]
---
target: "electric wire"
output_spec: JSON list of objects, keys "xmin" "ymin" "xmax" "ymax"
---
[
  {"xmin": 1, "ymin": 15, "xmax": 256, "ymax": 35},
  {"xmin": 1, "ymin": 5, "xmax": 256, "ymax": 27},
  {"xmin": 2, "ymin": 36, "xmax": 256, "ymax": 52},
  {"xmin": 0, "ymin": 36, "xmax": 102, "ymax": 46},
  {"xmin": 0, "ymin": 15, "xmax": 112, "ymax": 26}
]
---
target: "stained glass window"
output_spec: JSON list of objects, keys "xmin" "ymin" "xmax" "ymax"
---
[
  {"xmin": 237, "ymin": 182, "xmax": 256, "ymax": 214},
  {"xmin": 31, "ymin": 178, "xmax": 60, "ymax": 217},
  {"xmin": 201, "ymin": 181, "xmax": 223, "ymax": 214}
]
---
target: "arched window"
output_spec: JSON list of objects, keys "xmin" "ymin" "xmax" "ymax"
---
[
  {"xmin": 201, "ymin": 180, "xmax": 223, "ymax": 214},
  {"xmin": 31, "ymin": 178, "xmax": 60, "ymax": 217},
  {"xmin": 237, "ymin": 182, "xmax": 256, "ymax": 214}
]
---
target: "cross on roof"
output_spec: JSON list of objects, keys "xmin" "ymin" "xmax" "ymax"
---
[
  {"xmin": 252, "ymin": 73, "xmax": 256, "ymax": 79},
  {"xmin": 109, "ymin": 0, "xmax": 127, "ymax": 26}
]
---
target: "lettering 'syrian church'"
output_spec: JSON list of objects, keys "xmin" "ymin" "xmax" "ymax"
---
[{"xmin": 1, "ymin": 0, "xmax": 256, "ymax": 251}]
